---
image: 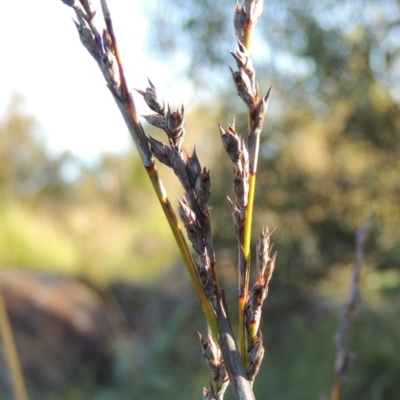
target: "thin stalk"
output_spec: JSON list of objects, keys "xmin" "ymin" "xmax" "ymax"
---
[
  {"xmin": 0, "ymin": 289, "xmax": 29, "ymax": 400},
  {"xmin": 331, "ymin": 377, "xmax": 341, "ymax": 400},
  {"xmin": 100, "ymin": 0, "xmax": 218, "ymax": 337},
  {"xmin": 100, "ymin": 0, "xmax": 141, "ymax": 128},
  {"xmin": 239, "ymin": 19, "xmax": 255, "ymax": 367},
  {"xmin": 243, "ymin": 171, "xmax": 256, "ymax": 271},
  {"xmin": 219, "ymin": 291, "xmax": 256, "ymax": 400},
  {"xmin": 239, "ymin": 190, "xmax": 254, "ymax": 365},
  {"xmin": 146, "ymin": 164, "xmax": 218, "ymax": 337},
  {"xmin": 330, "ymin": 212, "xmax": 374, "ymax": 400}
]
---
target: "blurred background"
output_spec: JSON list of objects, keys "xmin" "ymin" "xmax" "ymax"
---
[{"xmin": 1, "ymin": 0, "xmax": 400, "ymax": 399}]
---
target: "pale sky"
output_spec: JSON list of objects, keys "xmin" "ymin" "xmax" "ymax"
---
[{"xmin": 2, "ymin": 0, "xmax": 190, "ymax": 163}]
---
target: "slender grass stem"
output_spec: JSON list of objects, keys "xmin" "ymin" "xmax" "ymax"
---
[
  {"xmin": 0, "ymin": 289, "xmax": 29, "ymax": 400},
  {"xmin": 244, "ymin": 172, "xmax": 256, "ymax": 260},
  {"xmin": 99, "ymin": 0, "xmax": 219, "ymax": 338},
  {"xmin": 239, "ymin": 20, "xmax": 255, "ymax": 368},
  {"xmin": 219, "ymin": 291, "xmax": 256, "ymax": 400},
  {"xmin": 331, "ymin": 377, "xmax": 341, "ymax": 400},
  {"xmin": 239, "ymin": 170, "xmax": 256, "ymax": 364},
  {"xmin": 100, "ymin": 0, "xmax": 144, "ymax": 137},
  {"xmin": 330, "ymin": 212, "xmax": 374, "ymax": 400},
  {"xmin": 146, "ymin": 165, "xmax": 218, "ymax": 338}
]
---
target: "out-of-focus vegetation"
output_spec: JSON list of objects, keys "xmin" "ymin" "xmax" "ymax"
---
[
  {"xmin": 1, "ymin": 0, "xmax": 400, "ymax": 399},
  {"xmin": 0, "ymin": 93, "xmax": 179, "ymax": 284},
  {"xmin": 145, "ymin": 0, "xmax": 400, "ymax": 297}
]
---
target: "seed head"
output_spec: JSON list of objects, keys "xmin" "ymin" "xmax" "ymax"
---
[
  {"xmin": 142, "ymin": 114, "xmax": 165, "ymax": 130},
  {"xmin": 244, "ymin": 0, "xmax": 264, "ymax": 25},
  {"xmin": 186, "ymin": 149, "xmax": 202, "ymax": 187},
  {"xmin": 230, "ymin": 67, "xmax": 256, "ymax": 110},
  {"xmin": 219, "ymin": 121, "xmax": 242, "ymax": 166},
  {"xmin": 195, "ymin": 168, "xmax": 211, "ymax": 215},
  {"xmin": 135, "ymin": 78, "xmax": 166, "ymax": 115},
  {"xmin": 229, "ymin": 38, "xmax": 255, "ymax": 79},
  {"xmin": 165, "ymin": 104, "xmax": 185, "ymax": 152},
  {"xmin": 148, "ymin": 136, "xmax": 172, "ymax": 167},
  {"xmin": 246, "ymin": 331, "xmax": 265, "ymax": 383}
]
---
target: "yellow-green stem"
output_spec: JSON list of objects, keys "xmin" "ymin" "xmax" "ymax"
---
[
  {"xmin": 0, "ymin": 289, "xmax": 29, "ymax": 400},
  {"xmin": 239, "ymin": 21, "xmax": 256, "ymax": 366},
  {"xmin": 146, "ymin": 165, "xmax": 218, "ymax": 338},
  {"xmin": 244, "ymin": 172, "xmax": 256, "ymax": 258},
  {"xmin": 102, "ymin": 0, "xmax": 220, "ymax": 345},
  {"xmin": 111, "ymin": 34, "xmax": 218, "ymax": 337},
  {"xmin": 331, "ymin": 377, "xmax": 341, "ymax": 400},
  {"xmin": 125, "ymin": 90, "xmax": 219, "ymax": 338}
]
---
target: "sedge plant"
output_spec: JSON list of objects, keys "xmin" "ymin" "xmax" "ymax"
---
[
  {"xmin": 57, "ymin": 0, "xmax": 275, "ymax": 398},
  {"xmin": 44, "ymin": 0, "xmax": 375, "ymax": 398}
]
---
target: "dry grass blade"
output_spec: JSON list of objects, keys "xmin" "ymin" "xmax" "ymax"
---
[
  {"xmin": 330, "ymin": 212, "xmax": 374, "ymax": 400},
  {"xmin": 0, "ymin": 289, "xmax": 29, "ymax": 400}
]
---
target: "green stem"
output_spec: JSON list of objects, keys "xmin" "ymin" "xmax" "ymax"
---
[
  {"xmin": 239, "ymin": 20, "xmax": 256, "ymax": 367},
  {"xmin": 101, "ymin": 1, "xmax": 219, "ymax": 338},
  {"xmin": 146, "ymin": 164, "xmax": 218, "ymax": 338}
]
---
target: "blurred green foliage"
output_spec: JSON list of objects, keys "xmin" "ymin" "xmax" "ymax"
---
[
  {"xmin": 145, "ymin": 0, "xmax": 400, "ymax": 298},
  {"xmin": 0, "ymin": 94, "xmax": 178, "ymax": 284}
]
